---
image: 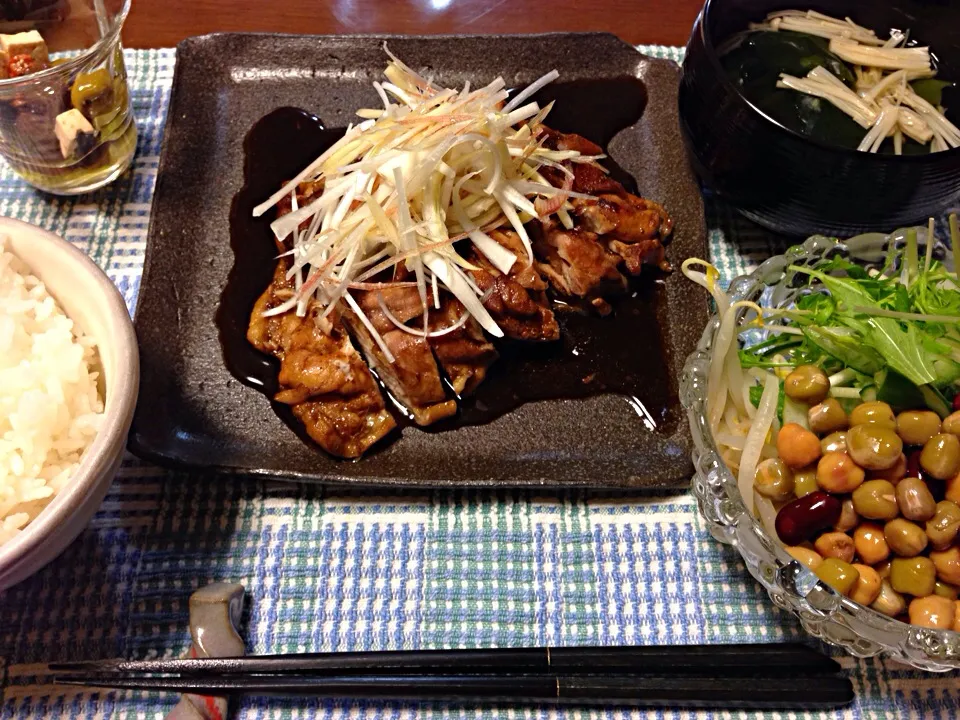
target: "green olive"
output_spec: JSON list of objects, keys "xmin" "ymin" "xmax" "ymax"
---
[
  {"xmin": 821, "ymin": 431, "xmax": 848, "ymax": 455},
  {"xmin": 851, "ymin": 479, "xmax": 898, "ymax": 520},
  {"xmin": 754, "ymin": 458, "xmax": 794, "ymax": 501},
  {"xmin": 793, "ymin": 467, "xmax": 819, "ymax": 498},
  {"xmin": 884, "ymin": 518, "xmax": 928, "ymax": 557},
  {"xmin": 808, "ymin": 398, "xmax": 848, "ymax": 435},
  {"xmin": 846, "ymin": 424, "xmax": 903, "ymax": 471},
  {"xmin": 70, "ymin": 68, "xmax": 115, "ymax": 117},
  {"xmin": 784, "ymin": 365, "xmax": 830, "ymax": 404},
  {"xmin": 815, "ymin": 557, "xmax": 860, "ymax": 596},
  {"xmin": 890, "ymin": 556, "xmax": 936, "ymax": 597},
  {"xmin": 896, "ymin": 410, "xmax": 943, "ymax": 446},
  {"xmin": 926, "ymin": 500, "xmax": 960, "ymax": 550},
  {"xmin": 849, "ymin": 401, "xmax": 896, "ymax": 429},
  {"xmin": 920, "ymin": 434, "xmax": 960, "ymax": 480},
  {"xmin": 895, "ymin": 476, "xmax": 937, "ymax": 522},
  {"xmin": 941, "ymin": 411, "xmax": 960, "ymax": 437},
  {"xmin": 870, "ymin": 580, "xmax": 906, "ymax": 616}
]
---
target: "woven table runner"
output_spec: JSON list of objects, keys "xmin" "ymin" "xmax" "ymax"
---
[{"xmin": 0, "ymin": 47, "xmax": 957, "ymax": 720}]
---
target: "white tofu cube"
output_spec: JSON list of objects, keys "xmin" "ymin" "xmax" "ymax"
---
[
  {"xmin": 55, "ymin": 108, "xmax": 96, "ymax": 159},
  {"xmin": 0, "ymin": 31, "xmax": 49, "ymax": 64}
]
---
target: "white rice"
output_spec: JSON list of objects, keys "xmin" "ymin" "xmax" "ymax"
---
[{"xmin": 0, "ymin": 236, "xmax": 104, "ymax": 546}]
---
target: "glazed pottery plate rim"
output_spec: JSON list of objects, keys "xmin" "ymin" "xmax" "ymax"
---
[{"xmin": 130, "ymin": 31, "xmax": 708, "ymax": 488}]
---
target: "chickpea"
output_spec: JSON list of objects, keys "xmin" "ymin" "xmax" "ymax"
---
[
  {"xmin": 869, "ymin": 453, "xmax": 907, "ymax": 484},
  {"xmin": 946, "ymin": 472, "xmax": 960, "ymax": 505},
  {"xmin": 925, "ymin": 501, "xmax": 960, "ymax": 550},
  {"xmin": 817, "ymin": 452, "xmax": 865, "ymax": 493},
  {"xmin": 895, "ymin": 476, "xmax": 937, "ymax": 522},
  {"xmin": 884, "ymin": 518, "xmax": 928, "ymax": 557},
  {"xmin": 896, "ymin": 410, "xmax": 943, "ymax": 446},
  {"xmin": 890, "ymin": 556, "xmax": 936, "ymax": 597},
  {"xmin": 784, "ymin": 365, "xmax": 830, "ymax": 404},
  {"xmin": 955, "ymin": 601, "xmax": 960, "ymax": 632},
  {"xmin": 815, "ymin": 557, "xmax": 860, "ymax": 596},
  {"xmin": 846, "ymin": 424, "xmax": 903, "ymax": 471},
  {"xmin": 941, "ymin": 410, "xmax": 960, "ymax": 437},
  {"xmin": 854, "ymin": 522, "xmax": 889, "ymax": 565},
  {"xmin": 850, "ymin": 564, "xmax": 882, "ymax": 605},
  {"xmin": 821, "ymin": 431, "xmax": 848, "ymax": 455},
  {"xmin": 786, "ymin": 545, "xmax": 823, "ymax": 570},
  {"xmin": 754, "ymin": 458, "xmax": 795, "ymax": 501},
  {"xmin": 793, "ymin": 467, "xmax": 819, "ymax": 498},
  {"xmin": 930, "ymin": 546, "xmax": 960, "ymax": 586},
  {"xmin": 849, "ymin": 401, "xmax": 896, "ymax": 429},
  {"xmin": 833, "ymin": 498, "xmax": 859, "ymax": 532},
  {"xmin": 933, "ymin": 581, "xmax": 959, "ymax": 601},
  {"xmin": 920, "ymin": 433, "xmax": 960, "ymax": 480},
  {"xmin": 777, "ymin": 423, "xmax": 822, "ymax": 470},
  {"xmin": 815, "ymin": 531, "xmax": 855, "ymax": 563},
  {"xmin": 909, "ymin": 595, "xmax": 955, "ymax": 629},
  {"xmin": 852, "ymin": 479, "xmax": 899, "ymax": 520},
  {"xmin": 808, "ymin": 398, "xmax": 848, "ymax": 435},
  {"xmin": 871, "ymin": 580, "xmax": 906, "ymax": 617}
]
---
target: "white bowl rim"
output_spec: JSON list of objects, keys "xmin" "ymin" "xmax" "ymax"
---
[{"xmin": 0, "ymin": 217, "xmax": 138, "ymax": 577}]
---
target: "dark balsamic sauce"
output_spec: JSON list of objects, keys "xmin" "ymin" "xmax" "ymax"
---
[{"xmin": 219, "ymin": 77, "xmax": 677, "ymax": 449}]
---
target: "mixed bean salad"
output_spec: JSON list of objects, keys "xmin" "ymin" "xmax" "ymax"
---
[
  {"xmin": 684, "ymin": 217, "xmax": 960, "ymax": 632},
  {"xmin": 770, "ymin": 379, "xmax": 960, "ymax": 630}
]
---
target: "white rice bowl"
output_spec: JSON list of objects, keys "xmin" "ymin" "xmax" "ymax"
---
[{"xmin": 0, "ymin": 236, "xmax": 105, "ymax": 545}]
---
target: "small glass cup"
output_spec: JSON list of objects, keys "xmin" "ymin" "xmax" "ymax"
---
[{"xmin": 0, "ymin": 0, "xmax": 135, "ymax": 194}]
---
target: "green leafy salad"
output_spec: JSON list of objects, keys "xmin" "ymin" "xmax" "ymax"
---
[{"xmin": 740, "ymin": 217, "xmax": 960, "ymax": 417}]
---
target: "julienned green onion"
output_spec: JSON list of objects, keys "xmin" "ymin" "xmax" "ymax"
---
[{"xmin": 251, "ymin": 46, "xmax": 607, "ymax": 354}]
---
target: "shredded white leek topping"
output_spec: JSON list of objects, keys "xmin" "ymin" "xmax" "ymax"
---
[
  {"xmin": 253, "ymin": 47, "xmax": 607, "ymax": 352},
  {"xmin": 758, "ymin": 10, "xmax": 958, "ymax": 154}
]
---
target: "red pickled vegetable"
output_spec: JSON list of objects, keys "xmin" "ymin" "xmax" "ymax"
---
[
  {"xmin": 775, "ymin": 491, "xmax": 843, "ymax": 545},
  {"xmin": 8, "ymin": 54, "xmax": 37, "ymax": 78}
]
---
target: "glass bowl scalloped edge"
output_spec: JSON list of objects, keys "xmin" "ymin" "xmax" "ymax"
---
[{"xmin": 680, "ymin": 230, "xmax": 960, "ymax": 671}]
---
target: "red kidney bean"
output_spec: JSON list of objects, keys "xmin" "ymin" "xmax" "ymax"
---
[
  {"xmin": 907, "ymin": 449, "xmax": 926, "ymax": 479},
  {"xmin": 775, "ymin": 491, "xmax": 843, "ymax": 545},
  {"xmin": 954, "ymin": 394, "xmax": 960, "ymax": 412}
]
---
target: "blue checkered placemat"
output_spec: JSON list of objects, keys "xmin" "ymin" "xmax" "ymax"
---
[{"xmin": 1, "ymin": 46, "xmax": 958, "ymax": 720}]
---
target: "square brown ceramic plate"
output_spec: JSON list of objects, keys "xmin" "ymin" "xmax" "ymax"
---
[{"xmin": 130, "ymin": 32, "xmax": 708, "ymax": 488}]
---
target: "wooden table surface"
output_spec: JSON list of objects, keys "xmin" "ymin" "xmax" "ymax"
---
[{"xmin": 123, "ymin": 0, "xmax": 704, "ymax": 49}]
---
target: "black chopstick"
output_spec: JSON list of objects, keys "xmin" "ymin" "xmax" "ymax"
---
[
  {"xmin": 50, "ymin": 643, "xmax": 839, "ymax": 677},
  {"xmin": 53, "ymin": 672, "xmax": 854, "ymax": 710}
]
